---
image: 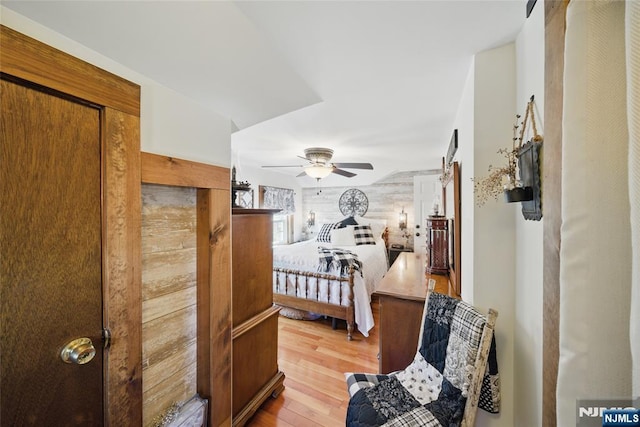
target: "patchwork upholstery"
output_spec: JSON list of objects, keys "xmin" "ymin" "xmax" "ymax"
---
[
  {"xmin": 418, "ymin": 292, "xmax": 458, "ymax": 373},
  {"xmin": 345, "ymin": 373, "xmax": 391, "ymax": 398},
  {"xmin": 442, "ymin": 302, "xmax": 486, "ymax": 396},
  {"xmin": 346, "ymin": 291, "xmax": 499, "ymax": 427}
]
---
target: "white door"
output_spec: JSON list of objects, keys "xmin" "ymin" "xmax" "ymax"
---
[{"xmin": 413, "ymin": 174, "xmax": 441, "ymax": 253}]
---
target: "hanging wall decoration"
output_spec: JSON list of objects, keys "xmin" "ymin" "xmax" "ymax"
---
[
  {"xmin": 516, "ymin": 98, "xmax": 543, "ymax": 220},
  {"xmin": 473, "ymin": 95, "xmax": 543, "ymax": 220},
  {"xmin": 339, "ymin": 188, "xmax": 368, "ymax": 217}
]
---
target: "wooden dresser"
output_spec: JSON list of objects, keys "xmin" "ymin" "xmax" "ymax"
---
[
  {"xmin": 374, "ymin": 252, "xmax": 451, "ymax": 374},
  {"xmin": 232, "ymin": 209, "xmax": 285, "ymax": 426}
]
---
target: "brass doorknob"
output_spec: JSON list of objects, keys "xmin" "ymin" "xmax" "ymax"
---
[{"xmin": 60, "ymin": 337, "xmax": 96, "ymax": 365}]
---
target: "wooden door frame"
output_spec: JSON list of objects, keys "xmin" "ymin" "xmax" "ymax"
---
[
  {"xmin": 543, "ymin": 1, "xmax": 569, "ymax": 425},
  {"xmin": 1, "ymin": 25, "xmax": 142, "ymax": 425},
  {"xmin": 141, "ymin": 153, "xmax": 231, "ymax": 427}
]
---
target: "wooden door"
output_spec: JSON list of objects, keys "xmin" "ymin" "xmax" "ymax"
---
[
  {"xmin": 1, "ymin": 78, "xmax": 104, "ymax": 425},
  {"xmin": 0, "ymin": 25, "xmax": 143, "ymax": 425}
]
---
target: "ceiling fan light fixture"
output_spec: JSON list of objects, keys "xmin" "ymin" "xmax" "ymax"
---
[{"xmin": 304, "ymin": 164, "xmax": 333, "ymax": 179}]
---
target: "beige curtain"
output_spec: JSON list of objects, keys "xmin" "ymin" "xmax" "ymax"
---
[
  {"xmin": 626, "ymin": 0, "xmax": 640, "ymax": 398},
  {"xmin": 558, "ymin": 0, "xmax": 636, "ymax": 425}
]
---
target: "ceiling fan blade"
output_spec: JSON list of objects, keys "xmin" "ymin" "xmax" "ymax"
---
[
  {"xmin": 296, "ymin": 171, "xmax": 307, "ymax": 177},
  {"xmin": 332, "ymin": 162, "xmax": 373, "ymax": 170},
  {"xmin": 262, "ymin": 164, "xmax": 305, "ymax": 168},
  {"xmin": 332, "ymin": 168, "xmax": 357, "ymax": 178}
]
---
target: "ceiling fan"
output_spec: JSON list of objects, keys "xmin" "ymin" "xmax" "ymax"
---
[{"xmin": 262, "ymin": 147, "xmax": 373, "ymax": 179}]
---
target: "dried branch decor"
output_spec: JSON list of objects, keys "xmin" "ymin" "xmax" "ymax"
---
[{"xmin": 473, "ymin": 96, "xmax": 543, "ymax": 207}]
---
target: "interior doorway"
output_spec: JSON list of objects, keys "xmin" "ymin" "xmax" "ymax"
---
[
  {"xmin": 0, "ymin": 25, "xmax": 142, "ymax": 425},
  {"xmin": 413, "ymin": 173, "xmax": 441, "ymax": 253},
  {"xmin": 1, "ymin": 78, "xmax": 104, "ymax": 425}
]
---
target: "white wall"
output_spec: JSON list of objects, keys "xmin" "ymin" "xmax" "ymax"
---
[
  {"xmin": 453, "ymin": 43, "xmax": 517, "ymax": 426},
  {"xmin": 454, "ymin": 60, "xmax": 476, "ymax": 302},
  {"xmin": 473, "ymin": 42, "xmax": 517, "ymax": 427},
  {"xmin": 142, "ymin": 86, "xmax": 231, "ymax": 166},
  {"xmin": 514, "ymin": 5, "xmax": 544, "ymax": 426},
  {"xmin": 1, "ymin": 7, "xmax": 232, "ymax": 168},
  {"xmin": 452, "ymin": 7, "xmax": 546, "ymax": 425}
]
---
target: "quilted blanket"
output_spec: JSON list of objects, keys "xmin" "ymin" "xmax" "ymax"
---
[
  {"xmin": 346, "ymin": 293, "xmax": 500, "ymax": 427},
  {"xmin": 317, "ymin": 246, "xmax": 362, "ymax": 276}
]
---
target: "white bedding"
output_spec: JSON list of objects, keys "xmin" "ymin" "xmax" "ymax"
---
[{"xmin": 272, "ymin": 237, "xmax": 388, "ymax": 337}]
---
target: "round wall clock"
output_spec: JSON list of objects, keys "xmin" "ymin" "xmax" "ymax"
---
[{"xmin": 339, "ymin": 188, "xmax": 368, "ymax": 217}]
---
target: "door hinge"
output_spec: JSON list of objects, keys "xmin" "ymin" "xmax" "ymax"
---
[{"xmin": 102, "ymin": 328, "xmax": 112, "ymax": 350}]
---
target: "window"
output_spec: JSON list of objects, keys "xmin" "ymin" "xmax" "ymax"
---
[
  {"xmin": 259, "ymin": 185, "xmax": 296, "ymax": 245},
  {"xmin": 272, "ymin": 214, "xmax": 293, "ymax": 245}
]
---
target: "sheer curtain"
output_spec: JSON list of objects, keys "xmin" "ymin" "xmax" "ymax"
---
[{"xmin": 557, "ymin": 1, "xmax": 639, "ymax": 424}]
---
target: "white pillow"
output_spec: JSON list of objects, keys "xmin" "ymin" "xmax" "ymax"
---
[{"xmin": 330, "ymin": 226, "xmax": 356, "ymax": 246}]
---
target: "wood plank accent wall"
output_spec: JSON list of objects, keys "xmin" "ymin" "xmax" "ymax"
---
[
  {"xmin": 141, "ymin": 184, "xmax": 198, "ymax": 426},
  {"xmin": 302, "ymin": 170, "xmax": 430, "ymax": 247},
  {"xmin": 543, "ymin": 1, "xmax": 568, "ymax": 425},
  {"xmin": 141, "ymin": 152, "xmax": 232, "ymax": 427},
  {"xmin": 0, "ymin": 25, "xmax": 143, "ymax": 425}
]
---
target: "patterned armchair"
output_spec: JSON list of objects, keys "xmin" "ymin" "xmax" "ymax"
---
[{"xmin": 345, "ymin": 291, "xmax": 499, "ymax": 427}]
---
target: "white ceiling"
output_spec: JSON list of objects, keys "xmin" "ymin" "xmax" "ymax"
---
[{"xmin": 3, "ymin": 0, "xmax": 526, "ymax": 187}]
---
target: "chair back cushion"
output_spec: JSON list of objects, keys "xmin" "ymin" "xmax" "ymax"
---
[{"xmin": 442, "ymin": 302, "xmax": 487, "ymax": 396}]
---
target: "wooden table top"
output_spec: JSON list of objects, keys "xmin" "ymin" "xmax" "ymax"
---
[{"xmin": 375, "ymin": 252, "xmax": 453, "ymax": 301}]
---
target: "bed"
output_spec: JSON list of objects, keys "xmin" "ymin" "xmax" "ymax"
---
[{"xmin": 272, "ymin": 217, "xmax": 389, "ymax": 340}]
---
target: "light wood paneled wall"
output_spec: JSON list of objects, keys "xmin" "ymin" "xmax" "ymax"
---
[
  {"xmin": 141, "ymin": 184, "xmax": 198, "ymax": 426},
  {"xmin": 302, "ymin": 171, "xmax": 430, "ymax": 248}
]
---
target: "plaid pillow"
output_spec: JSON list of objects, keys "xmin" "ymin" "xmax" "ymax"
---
[
  {"xmin": 316, "ymin": 223, "xmax": 338, "ymax": 243},
  {"xmin": 353, "ymin": 225, "xmax": 376, "ymax": 245}
]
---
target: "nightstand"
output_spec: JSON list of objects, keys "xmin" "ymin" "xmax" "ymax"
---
[{"xmin": 388, "ymin": 246, "xmax": 413, "ymax": 266}]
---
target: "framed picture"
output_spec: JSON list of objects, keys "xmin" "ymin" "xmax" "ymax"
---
[{"xmin": 235, "ymin": 189, "xmax": 253, "ymax": 208}]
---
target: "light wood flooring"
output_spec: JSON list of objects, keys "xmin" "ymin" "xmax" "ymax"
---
[
  {"xmin": 247, "ymin": 300, "xmax": 380, "ymax": 426},
  {"xmin": 247, "ymin": 271, "xmax": 453, "ymax": 426}
]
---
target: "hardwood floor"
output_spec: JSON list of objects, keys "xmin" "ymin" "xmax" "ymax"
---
[
  {"xmin": 246, "ymin": 272, "xmax": 451, "ymax": 426},
  {"xmin": 247, "ymin": 300, "xmax": 380, "ymax": 426}
]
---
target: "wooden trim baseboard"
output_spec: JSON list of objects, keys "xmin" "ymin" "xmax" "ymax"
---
[{"xmin": 231, "ymin": 371, "xmax": 285, "ymax": 427}]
